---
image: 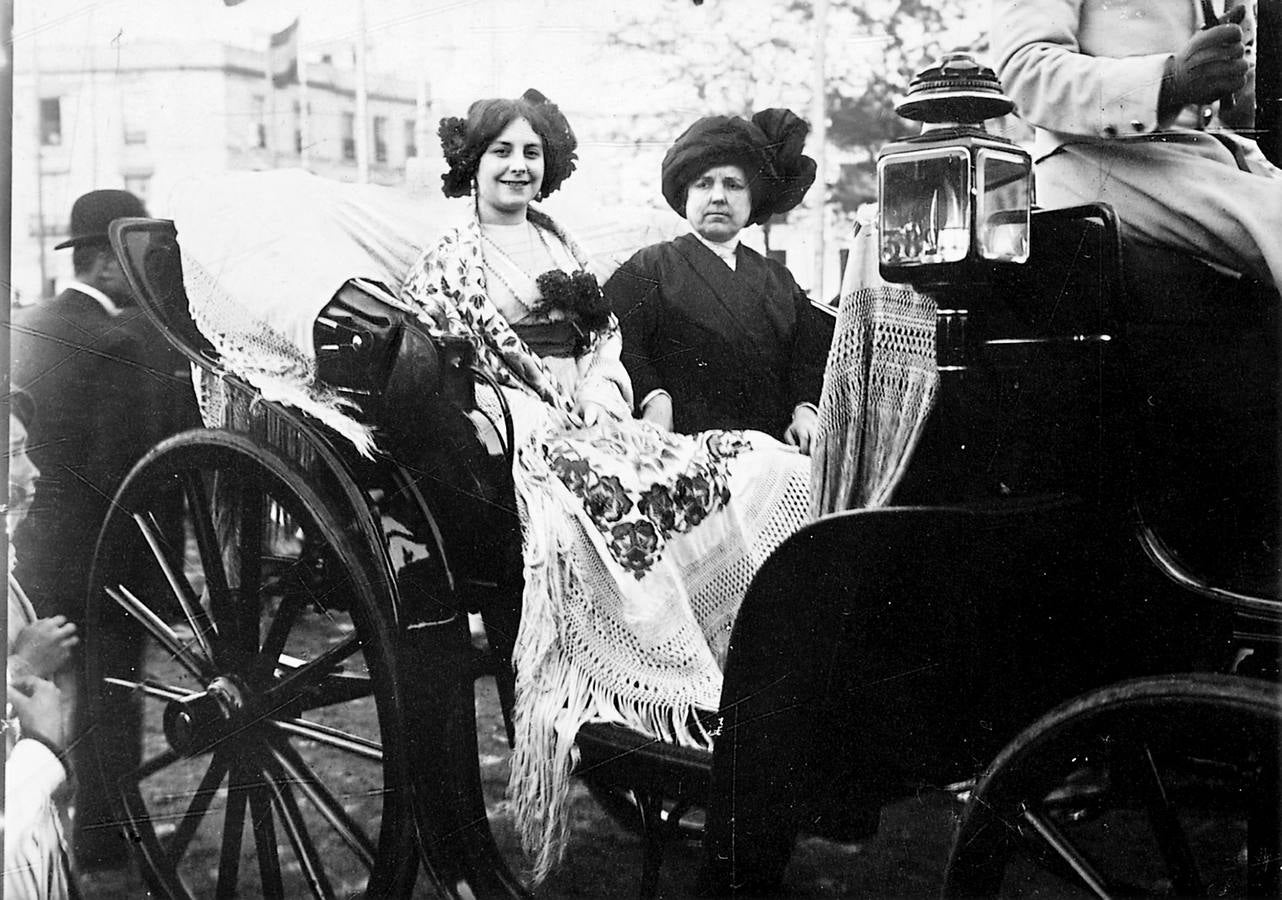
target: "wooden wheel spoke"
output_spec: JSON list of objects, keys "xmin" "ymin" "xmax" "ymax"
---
[
  {"xmin": 166, "ymin": 753, "xmax": 230, "ymax": 861},
  {"xmin": 247, "ymin": 775, "xmax": 286, "ymax": 898},
  {"xmin": 1134, "ymin": 743, "xmax": 1204, "ymax": 896},
  {"xmin": 106, "ymin": 585, "xmax": 208, "ymax": 679},
  {"xmin": 182, "ymin": 469, "xmax": 232, "ymax": 602},
  {"xmin": 235, "ymin": 479, "xmax": 265, "ymax": 623},
  {"xmin": 119, "ymin": 748, "xmax": 183, "ymax": 786},
  {"xmin": 263, "ymin": 633, "xmax": 361, "ymax": 708},
  {"xmin": 259, "ymin": 592, "xmax": 307, "ymax": 672},
  {"xmin": 1021, "ymin": 803, "xmax": 1114, "ymax": 900},
  {"xmin": 215, "ymin": 761, "xmax": 252, "ymax": 900},
  {"xmin": 104, "ymin": 676, "xmax": 197, "ymax": 704},
  {"xmin": 266, "ymin": 735, "xmax": 376, "ymax": 869},
  {"xmin": 268, "ymin": 718, "xmax": 382, "ymax": 763},
  {"xmin": 133, "ymin": 511, "xmax": 217, "ymax": 660},
  {"xmin": 261, "ymin": 758, "xmax": 338, "ymax": 900},
  {"xmin": 299, "ymin": 672, "xmax": 375, "ymax": 710}
]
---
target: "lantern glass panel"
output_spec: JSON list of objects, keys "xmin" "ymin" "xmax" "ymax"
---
[
  {"xmin": 878, "ymin": 147, "xmax": 971, "ymax": 267},
  {"xmin": 976, "ymin": 148, "xmax": 1031, "ymax": 263}
]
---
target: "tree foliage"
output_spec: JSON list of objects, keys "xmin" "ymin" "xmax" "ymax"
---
[{"xmin": 602, "ymin": 0, "xmax": 978, "ymax": 215}]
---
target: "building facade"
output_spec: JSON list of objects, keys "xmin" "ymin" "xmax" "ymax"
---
[{"xmin": 11, "ymin": 39, "xmax": 422, "ymax": 304}]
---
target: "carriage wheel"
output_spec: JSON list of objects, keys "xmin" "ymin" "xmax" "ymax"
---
[
  {"xmin": 943, "ymin": 674, "xmax": 1281, "ymax": 898},
  {"xmin": 84, "ymin": 430, "xmax": 419, "ymax": 898}
]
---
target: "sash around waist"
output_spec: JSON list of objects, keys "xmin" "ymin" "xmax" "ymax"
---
[{"xmin": 513, "ymin": 319, "xmax": 581, "ymax": 358}]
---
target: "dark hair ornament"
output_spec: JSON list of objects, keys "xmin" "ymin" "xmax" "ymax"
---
[{"xmin": 439, "ymin": 116, "xmax": 473, "ymax": 198}]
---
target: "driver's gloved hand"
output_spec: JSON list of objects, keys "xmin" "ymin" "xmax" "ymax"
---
[{"xmin": 1160, "ymin": 7, "xmax": 1249, "ymax": 113}]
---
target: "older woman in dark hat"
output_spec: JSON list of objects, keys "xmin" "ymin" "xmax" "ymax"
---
[{"xmin": 604, "ymin": 109, "xmax": 826, "ymax": 450}]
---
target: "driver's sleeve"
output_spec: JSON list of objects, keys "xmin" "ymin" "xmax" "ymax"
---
[{"xmin": 991, "ymin": 0, "xmax": 1171, "ymax": 139}]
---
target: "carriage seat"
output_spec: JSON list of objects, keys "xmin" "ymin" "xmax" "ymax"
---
[{"xmin": 1120, "ymin": 241, "xmax": 1280, "ymax": 596}]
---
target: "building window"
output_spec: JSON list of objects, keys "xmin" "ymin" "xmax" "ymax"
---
[
  {"xmin": 252, "ymin": 95, "xmax": 267, "ymax": 149},
  {"xmin": 123, "ymin": 174, "xmax": 151, "ymax": 203},
  {"xmin": 342, "ymin": 112, "xmax": 356, "ymax": 161},
  {"xmin": 40, "ymin": 97, "xmax": 62, "ymax": 146},
  {"xmin": 404, "ymin": 120, "xmax": 417, "ymax": 159},
  {"xmin": 373, "ymin": 116, "xmax": 387, "ymax": 163},
  {"xmin": 123, "ymin": 90, "xmax": 148, "ymax": 145}
]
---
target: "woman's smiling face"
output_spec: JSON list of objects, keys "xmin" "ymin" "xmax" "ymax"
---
[{"xmin": 475, "ymin": 117, "xmax": 544, "ymax": 224}]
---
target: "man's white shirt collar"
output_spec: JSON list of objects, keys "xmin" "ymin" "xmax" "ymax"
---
[
  {"xmin": 693, "ymin": 233, "xmax": 740, "ymax": 271},
  {"xmin": 66, "ymin": 280, "xmax": 123, "ymax": 317}
]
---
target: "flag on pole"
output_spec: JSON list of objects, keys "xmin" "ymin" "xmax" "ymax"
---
[{"xmin": 269, "ymin": 18, "xmax": 299, "ymax": 89}]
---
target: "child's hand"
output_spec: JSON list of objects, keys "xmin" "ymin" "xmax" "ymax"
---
[
  {"xmin": 12, "ymin": 616, "xmax": 80, "ymax": 679},
  {"xmin": 8, "ymin": 673, "xmax": 67, "ymax": 754}
]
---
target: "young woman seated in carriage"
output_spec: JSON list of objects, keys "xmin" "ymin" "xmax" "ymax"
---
[{"xmin": 171, "ymin": 89, "xmax": 823, "ymax": 883}]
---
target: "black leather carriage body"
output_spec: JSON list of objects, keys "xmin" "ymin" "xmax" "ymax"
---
[{"xmin": 314, "ymin": 279, "xmax": 476, "ymax": 427}]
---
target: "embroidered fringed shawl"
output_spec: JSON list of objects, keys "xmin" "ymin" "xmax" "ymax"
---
[{"xmin": 400, "ymin": 209, "xmax": 812, "ymax": 882}]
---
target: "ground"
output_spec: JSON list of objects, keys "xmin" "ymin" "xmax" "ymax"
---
[{"xmin": 79, "ymin": 675, "xmax": 963, "ymax": 898}]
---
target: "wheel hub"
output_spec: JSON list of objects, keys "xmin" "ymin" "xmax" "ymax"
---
[{"xmin": 163, "ymin": 675, "xmax": 249, "ymax": 757}]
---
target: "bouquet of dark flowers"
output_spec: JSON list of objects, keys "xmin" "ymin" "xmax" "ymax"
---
[{"xmin": 536, "ymin": 269, "xmax": 611, "ymax": 352}]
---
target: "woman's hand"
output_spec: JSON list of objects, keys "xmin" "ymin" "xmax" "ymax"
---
[
  {"xmin": 575, "ymin": 399, "xmax": 609, "ymax": 428},
  {"xmin": 640, "ymin": 394, "xmax": 673, "ymax": 431},
  {"xmin": 784, "ymin": 405, "xmax": 819, "ymax": 454},
  {"xmin": 12, "ymin": 616, "xmax": 79, "ymax": 680}
]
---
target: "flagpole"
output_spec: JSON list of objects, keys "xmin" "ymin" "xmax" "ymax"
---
[
  {"xmin": 354, "ymin": 0, "xmax": 370, "ymax": 183},
  {"xmin": 298, "ymin": 17, "xmax": 310, "ymax": 170},
  {"xmin": 264, "ymin": 30, "xmax": 276, "ymax": 166},
  {"xmin": 810, "ymin": 0, "xmax": 828, "ymax": 299}
]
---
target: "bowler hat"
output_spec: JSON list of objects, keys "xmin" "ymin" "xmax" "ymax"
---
[{"xmin": 54, "ymin": 189, "xmax": 148, "ymax": 250}]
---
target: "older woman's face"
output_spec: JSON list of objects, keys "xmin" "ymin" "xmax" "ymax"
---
[
  {"xmin": 685, "ymin": 164, "xmax": 751, "ymax": 242},
  {"xmin": 475, "ymin": 117, "xmax": 545, "ymax": 224}
]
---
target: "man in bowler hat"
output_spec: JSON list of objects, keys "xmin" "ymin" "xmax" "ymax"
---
[{"xmin": 10, "ymin": 188, "xmax": 189, "ymax": 869}]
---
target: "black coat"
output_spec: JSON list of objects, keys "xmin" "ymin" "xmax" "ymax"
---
[
  {"xmin": 11, "ymin": 288, "xmax": 191, "ymax": 619},
  {"xmin": 605, "ymin": 234, "xmax": 826, "ymax": 436}
]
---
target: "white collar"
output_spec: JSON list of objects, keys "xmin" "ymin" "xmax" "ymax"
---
[
  {"xmin": 693, "ymin": 233, "xmax": 740, "ymax": 270},
  {"xmin": 66, "ymin": 280, "xmax": 123, "ymax": 317}
]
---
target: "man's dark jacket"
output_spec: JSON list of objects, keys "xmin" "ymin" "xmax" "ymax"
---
[{"xmin": 11, "ymin": 288, "xmax": 189, "ymax": 619}]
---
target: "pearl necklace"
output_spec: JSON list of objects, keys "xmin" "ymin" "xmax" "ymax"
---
[{"xmin": 480, "ymin": 221, "xmax": 558, "ymax": 311}]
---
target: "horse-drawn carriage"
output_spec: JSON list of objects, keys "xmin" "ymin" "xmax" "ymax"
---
[{"xmin": 82, "ymin": 57, "xmax": 1280, "ymax": 899}]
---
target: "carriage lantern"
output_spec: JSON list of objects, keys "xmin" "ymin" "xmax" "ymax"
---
[{"xmin": 877, "ymin": 52, "xmax": 1033, "ymax": 285}]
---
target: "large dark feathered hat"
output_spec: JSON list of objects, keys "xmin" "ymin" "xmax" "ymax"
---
[
  {"xmin": 660, "ymin": 108, "xmax": 817, "ymax": 225},
  {"xmin": 54, "ymin": 189, "xmax": 148, "ymax": 250}
]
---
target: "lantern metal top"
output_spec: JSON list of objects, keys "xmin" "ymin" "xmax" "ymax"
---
[{"xmin": 895, "ymin": 52, "xmax": 1015, "ymax": 124}]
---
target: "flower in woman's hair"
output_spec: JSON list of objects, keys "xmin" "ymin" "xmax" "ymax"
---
[
  {"xmin": 583, "ymin": 474, "xmax": 633, "ymax": 525},
  {"xmin": 608, "ymin": 519, "xmax": 661, "ymax": 578},
  {"xmin": 439, "ymin": 116, "xmax": 476, "ymax": 198}
]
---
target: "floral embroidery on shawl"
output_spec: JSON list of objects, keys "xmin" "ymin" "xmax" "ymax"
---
[
  {"xmin": 546, "ymin": 428, "xmax": 751, "ymax": 577},
  {"xmin": 399, "ymin": 207, "xmax": 615, "ymax": 414}
]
